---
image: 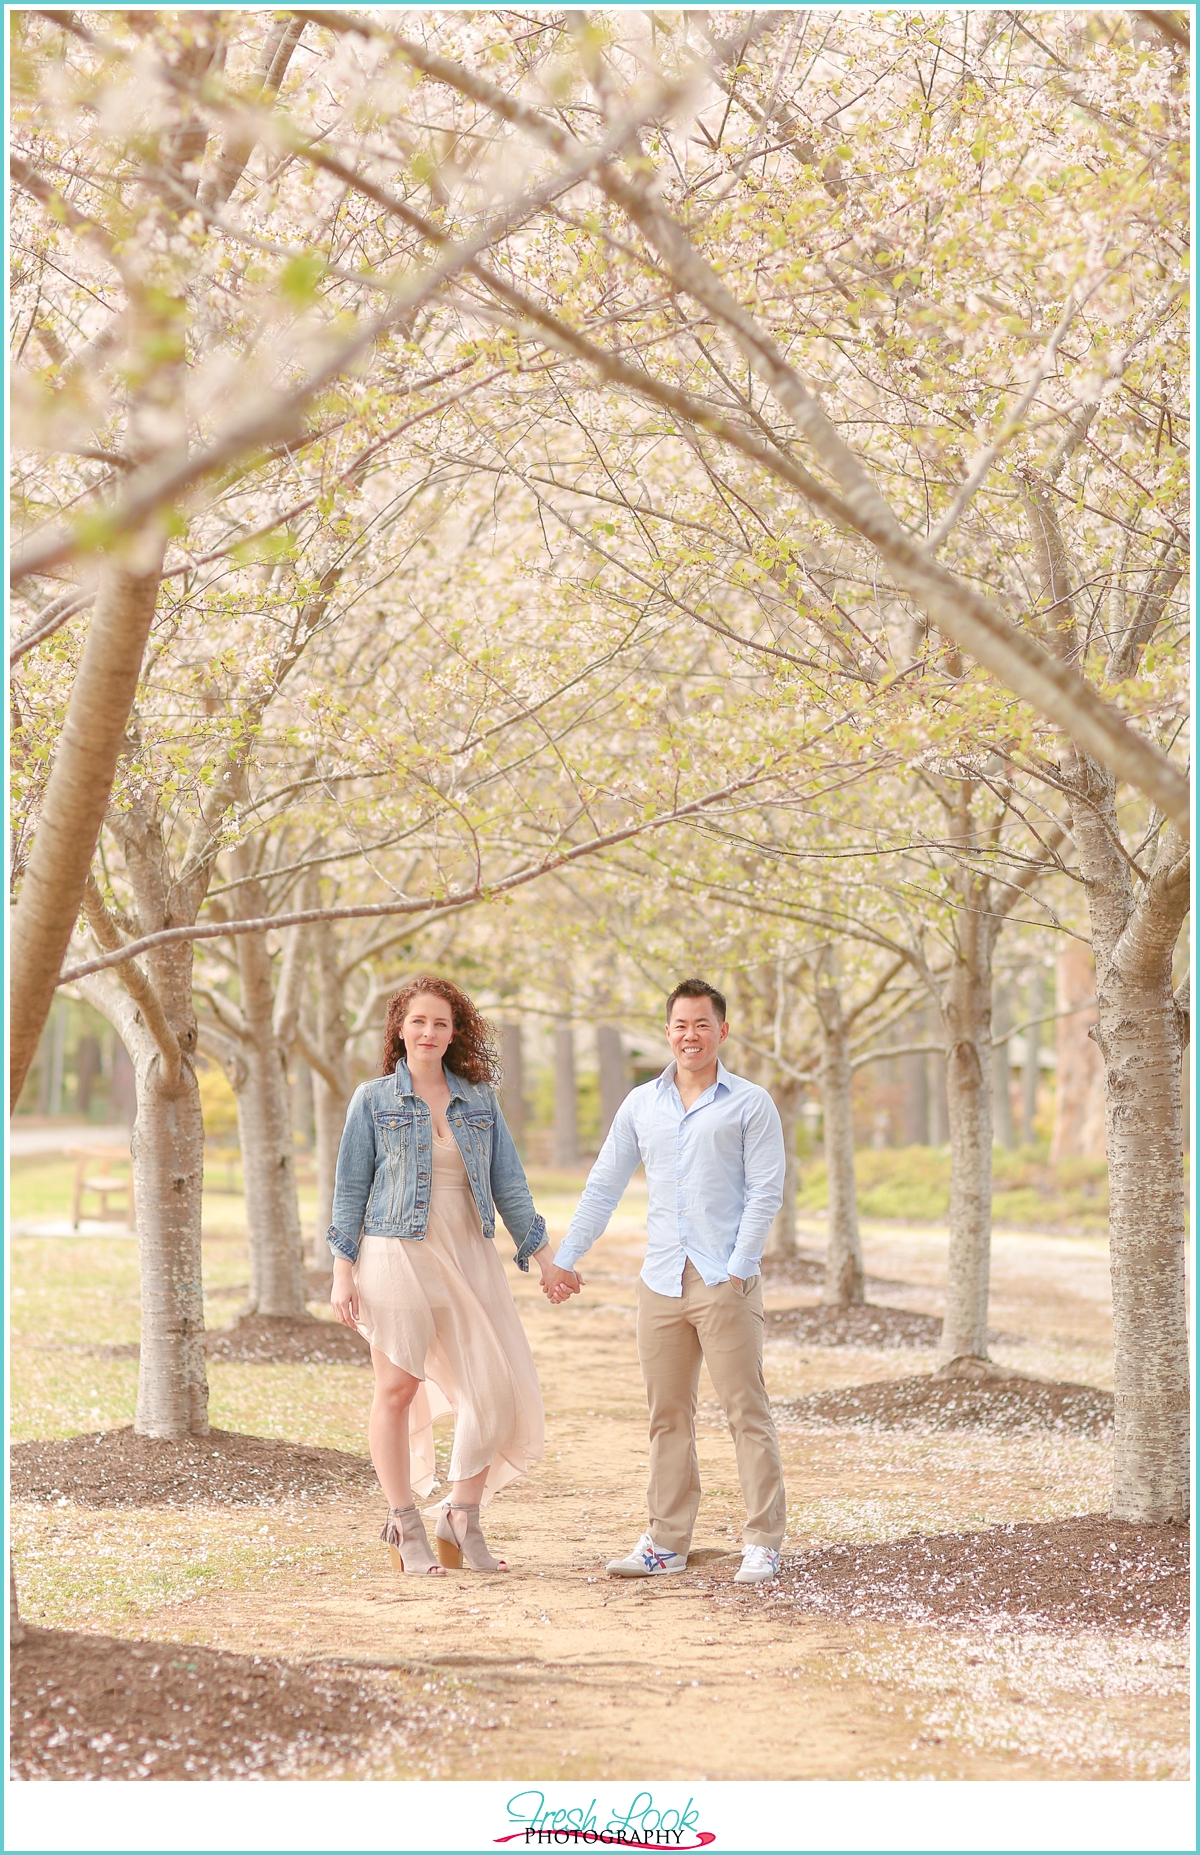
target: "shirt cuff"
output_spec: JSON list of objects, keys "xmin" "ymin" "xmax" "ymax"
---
[
  {"xmin": 327, "ymin": 1227, "xmax": 359, "ymax": 1263},
  {"xmin": 729, "ymin": 1252, "xmax": 762, "ymax": 1280}
]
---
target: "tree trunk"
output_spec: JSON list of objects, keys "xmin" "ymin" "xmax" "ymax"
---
[
  {"xmin": 992, "ymin": 985, "xmax": 1016, "ymax": 1150},
  {"xmin": 1050, "ymin": 940, "xmax": 1106, "ymax": 1161},
  {"xmin": 553, "ymin": 1017, "xmax": 579, "ymax": 1165},
  {"xmin": 765, "ymin": 1078, "xmax": 800, "ymax": 1263},
  {"xmin": 311, "ymin": 917, "xmax": 350, "ymax": 1251},
  {"xmin": 1181, "ymin": 1043, "xmax": 1190, "ymax": 1157},
  {"xmin": 77, "ymin": 918, "xmax": 210, "ymax": 1439},
  {"xmin": 10, "ymin": 555, "xmax": 164, "ymax": 1102},
  {"xmin": 291, "ymin": 1054, "xmax": 314, "ymax": 1152},
  {"xmin": 1068, "ymin": 755, "xmax": 1189, "ymax": 1521},
  {"xmin": 132, "ymin": 1048, "xmax": 209, "ymax": 1436},
  {"xmin": 314, "ymin": 1070, "xmax": 349, "ymax": 1254},
  {"xmin": 46, "ymin": 998, "xmax": 67, "ymax": 1116},
  {"xmin": 937, "ymin": 956, "xmax": 994, "ymax": 1369},
  {"xmin": 815, "ymin": 967, "xmax": 864, "ymax": 1305},
  {"xmin": 232, "ymin": 919, "xmax": 306, "ymax": 1317},
  {"xmin": 1021, "ymin": 966, "xmax": 1043, "ymax": 1143},
  {"xmin": 499, "ymin": 1020, "xmax": 527, "ymax": 1154},
  {"xmin": 10, "ymin": 1558, "xmax": 26, "ymax": 1645},
  {"xmin": 597, "ymin": 1023, "xmax": 628, "ymax": 1142},
  {"xmin": 900, "ymin": 1031, "xmax": 929, "ymax": 1144},
  {"xmin": 928, "ymin": 1015, "xmax": 950, "ymax": 1144}
]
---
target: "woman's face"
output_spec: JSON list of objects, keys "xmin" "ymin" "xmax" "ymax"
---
[{"xmin": 401, "ymin": 993, "xmax": 456, "ymax": 1065}]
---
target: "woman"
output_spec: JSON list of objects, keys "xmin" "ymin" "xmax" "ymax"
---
[{"xmin": 329, "ymin": 976, "xmax": 557, "ymax": 1575}]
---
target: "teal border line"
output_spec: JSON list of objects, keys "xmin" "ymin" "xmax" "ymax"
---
[{"xmin": 3, "ymin": 10, "xmax": 1196, "ymax": 1855}]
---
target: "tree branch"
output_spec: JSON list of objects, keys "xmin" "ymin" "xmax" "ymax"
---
[
  {"xmin": 12, "ymin": 85, "xmax": 683, "ymax": 584},
  {"xmin": 1136, "ymin": 11, "xmax": 1190, "ymax": 52},
  {"xmin": 843, "ymin": 956, "xmax": 909, "ymax": 1029},
  {"xmin": 83, "ymin": 875, "xmax": 181, "ymax": 1082},
  {"xmin": 57, "ymin": 768, "xmax": 776, "ymax": 984},
  {"xmin": 292, "ymin": 1021, "xmax": 341, "ymax": 1092},
  {"xmin": 315, "ymin": 25, "xmax": 1189, "ymax": 831}
]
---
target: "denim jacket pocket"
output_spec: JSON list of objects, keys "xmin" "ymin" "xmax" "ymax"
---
[{"xmin": 373, "ymin": 1109, "xmax": 413, "ymax": 1139}]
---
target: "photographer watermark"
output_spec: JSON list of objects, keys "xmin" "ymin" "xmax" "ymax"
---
[{"xmin": 495, "ymin": 1791, "xmax": 714, "ymax": 1849}]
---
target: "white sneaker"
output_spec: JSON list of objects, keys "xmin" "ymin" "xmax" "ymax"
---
[
  {"xmin": 734, "ymin": 1544, "xmax": 780, "ymax": 1585},
  {"xmin": 606, "ymin": 1532, "xmax": 687, "ymax": 1577}
]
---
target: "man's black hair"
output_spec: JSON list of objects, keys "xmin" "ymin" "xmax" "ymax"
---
[{"xmin": 665, "ymin": 978, "xmax": 727, "ymax": 1023}]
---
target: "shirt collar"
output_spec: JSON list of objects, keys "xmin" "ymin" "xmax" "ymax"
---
[
  {"xmin": 657, "ymin": 1058, "xmax": 731, "ymax": 1098},
  {"xmin": 393, "ymin": 1059, "xmax": 468, "ymax": 1100}
]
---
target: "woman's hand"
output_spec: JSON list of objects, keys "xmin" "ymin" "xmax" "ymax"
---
[{"xmin": 330, "ymin": 1257, "xmax": 360, "ymax": 1328}]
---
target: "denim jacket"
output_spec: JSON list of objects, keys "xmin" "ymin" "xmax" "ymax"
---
[{"xmin": 326, "ymin": 1060, "xmax": 547, "ymax": 1271}]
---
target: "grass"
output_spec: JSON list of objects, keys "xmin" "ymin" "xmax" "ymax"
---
[
  {"xmin": 13, "ymin": 1145, "xmax": 1131, "ymax": 1240},
  {"xmin": 7, "ymin": 1224, "xmax": 376, "ymax": 1449},
  {"xmin": 8, "ymin": 1219, "xmax": 440, "ymax": 1630},
  {"xmin": 8, "ymin": 1219, "xmax": 377, "ymax": 1630},
  {"xmin": 9, "ymin": 1150, "xmax": 323, "ymax": 1238},
  {"xmin": 795, "ymin": 1145, "xmax": 1118, "ymax": 1232},
  {"xmin": 9, "ymin": 1503, "xmax": 348, "ymax": 1633},
  {"xmin": 9, "ymin": 1139, "xmax": 1119, "ymax": 1464}
]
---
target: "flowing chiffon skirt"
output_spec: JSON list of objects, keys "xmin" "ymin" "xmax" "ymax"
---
[{"xmin": 353, "ymin": 1133, "xmax": 544, "ymax": 1506}]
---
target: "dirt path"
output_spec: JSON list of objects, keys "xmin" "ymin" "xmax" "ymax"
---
[
  {"xmin": 10, "ymin": 1200, "xmax": 1189, "ymax": 1781},
  {"xmin": 17, "ymin": 1213, "xmax": 1176, "ymax": 1782}
]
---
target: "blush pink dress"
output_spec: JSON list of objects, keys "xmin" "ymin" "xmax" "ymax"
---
[{"xmin": 352, "ymin": 1130, "xmax": 544, "ymax": 1505}]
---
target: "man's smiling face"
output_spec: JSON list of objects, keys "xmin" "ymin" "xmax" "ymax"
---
[{"xmin": 666, "ymin": 994, "xmax": 729, "ymax": 1076}]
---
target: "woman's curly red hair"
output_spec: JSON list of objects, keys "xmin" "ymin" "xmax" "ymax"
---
[{"xmin": 382, "ymin": 976, "xmax": 499, "ymax": 1086}]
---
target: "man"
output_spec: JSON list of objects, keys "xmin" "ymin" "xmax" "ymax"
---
[{"xmin": 542, "ymin": 980, "xmax": 787, "ymax": 1586}]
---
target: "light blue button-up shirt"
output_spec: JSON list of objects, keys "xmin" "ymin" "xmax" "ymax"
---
[{"xmin": 554, "ymin": 1060, "xmax": 785, "ymax": 1297}]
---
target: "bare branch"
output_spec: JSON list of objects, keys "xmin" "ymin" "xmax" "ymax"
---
[
  {"xmin": 57, "ymin": 769, "xmax": 776, "ymax": 985},
  {"xmin": 83, "ymin": 875, "xmax": 181, "ymax": 1082},
  {"xmin": 1136, "ymin": 11, "xmax": 1190, "ymax": 52}
]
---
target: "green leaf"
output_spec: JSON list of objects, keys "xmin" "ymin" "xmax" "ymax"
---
[{"xmin": 278, "ymin": 253, "xmax": 326, "ymax": 307}]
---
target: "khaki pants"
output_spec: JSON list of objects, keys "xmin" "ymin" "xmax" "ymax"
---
[{"xmin": 636, "ymin": 1259, "xmax": 786, "ymax": 1555}]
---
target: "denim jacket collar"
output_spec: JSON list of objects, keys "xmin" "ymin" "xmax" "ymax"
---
[{"xmin": 392, "ymin": 1058, "xmax": 469, "ymax": 1102}]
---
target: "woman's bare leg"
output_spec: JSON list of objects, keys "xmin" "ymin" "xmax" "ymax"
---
[
  {"xmin": 445, "ymin": 1466, "xmax": 507, "ymax": 1570},
  {"xmin": 368, "ymin": 1348, "xmax": 421, "ymax": 1508},
  {"xmin": 450, "ymin": 1467, "xmax": 489, "ymax": 1507}
]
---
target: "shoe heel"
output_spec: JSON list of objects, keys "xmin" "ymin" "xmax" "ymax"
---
[
  {"xmin": 388, "ymin": 1543, "xmax": 404, "ymax": 1573},
  {"xmin": 436, "ymin": 1535, "xmax": 463, "ymax": 1570}
]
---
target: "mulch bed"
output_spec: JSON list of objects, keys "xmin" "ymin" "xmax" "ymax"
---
[
  {"xmin": 760, "ymin": 1253, "xmax": 827, "ymax": 1288},
  {"xmin": 737, "ymin": 1516, "xmax": 1190, "ymax": 1636},
  {"xmin": 207, "ymin": 1269, "xmax": 335, "ymax": 1302},
  {"xmin": 774, "ymin": 1373, "xmax": 1115, "ymax": 1434},
  {"xmin": 761, "ymin": 1254, "xmax": 918, "ymax": 1294},
  {"xmin": 10, "ymin": 1427, "xmax": 377, "ymax": 1508},
  {"xmin": 206, "ymin": 1314, "xmax": 369, "ymax": 1366},
  {"xmin": 9, "ymin": 1627, "xmax": 457, "ymax": 1779},
  {"xmin": 767, "ymin": 1303, "xmax": 945, "ymax": 1348},
  {"xmin": 82, "ymin": 1315, "xmax": 370, "ymax": 1367}
]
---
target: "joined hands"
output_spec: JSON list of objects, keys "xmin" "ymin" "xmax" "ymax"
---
[{"xmin": 536, "ymin": 1253, "xmax": 584, "ymax": 1306}]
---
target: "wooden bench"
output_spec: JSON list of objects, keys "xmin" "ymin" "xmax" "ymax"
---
[{"xmin": 68, "ymin": 1146, "xmax": 135, "ymax": 1231}]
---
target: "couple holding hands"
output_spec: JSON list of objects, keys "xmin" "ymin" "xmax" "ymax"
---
[{"xmin": 329, "ymin": 974, "xmax": 787, "ymax": 1586}]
